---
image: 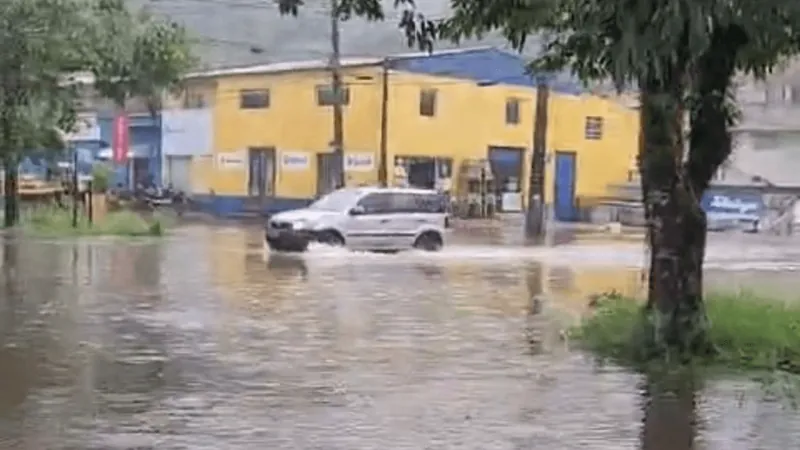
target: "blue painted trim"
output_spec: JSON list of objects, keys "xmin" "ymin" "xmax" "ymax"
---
[{"xmin": 193, "ymin": 195, "xmax": 314, "ymax": 217}]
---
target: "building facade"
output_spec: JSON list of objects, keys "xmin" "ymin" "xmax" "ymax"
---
[
  {"xmin": 97, "ymin": 113, "xmax": 162, "ymax": 188},
  {"xmin": 721, "ymin": 65, "xmax": 800, "ymax": 187},
  {"xmin": 161, "ymin": 108, "xmax": 213, "ymax": 193},
  {"xmin": 178, "ymin": 47, "xmax": 640, "ymax": 217}
]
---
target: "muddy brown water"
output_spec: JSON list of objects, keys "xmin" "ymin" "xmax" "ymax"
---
[{"xmin": 0, "ymin": 224, "xmax": 798, "ymax": 449}]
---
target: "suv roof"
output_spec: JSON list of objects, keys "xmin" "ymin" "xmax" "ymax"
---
[{"xmin": 349, "ymin": 186, "xmax": 441, "ymax": 196}]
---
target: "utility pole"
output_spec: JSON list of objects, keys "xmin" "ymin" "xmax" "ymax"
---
[
  {"xmin": 525, "ymin": 77, "xmax": 550, "ymax": 238},
  {"xmin": 377, "ymin": 58, "xmax": 389, "ymax": 187},
  {"xmin": 329, "ymin": 0, "xmax": 345, "ymax": 189}
]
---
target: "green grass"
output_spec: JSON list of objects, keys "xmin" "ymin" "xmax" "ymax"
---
[
  {"xmin": 18, "ymin": 207, "xmax": 170, "ymax": 237},
  {"xmin": 572, "ymin": 291, "xmax": 800, "ymax": 376}
]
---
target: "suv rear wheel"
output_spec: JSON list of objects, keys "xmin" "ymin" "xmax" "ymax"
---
[{"xmin": 413, "ymin": 231, "xmax": 443, "ymax": 252}]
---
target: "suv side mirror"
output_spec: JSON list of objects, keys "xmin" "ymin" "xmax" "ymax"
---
[{"xmin": 349, "ymin": 205, "xmax": 365, "ymax": 216}]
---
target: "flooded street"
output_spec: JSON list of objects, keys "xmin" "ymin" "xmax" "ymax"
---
[{"xmin": 0, "ymin": 224, "xmax": 799, "ymax": 449}]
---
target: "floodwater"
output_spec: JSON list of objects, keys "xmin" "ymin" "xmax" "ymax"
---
[{"xmin": 0, "ymin": 224, "xmax": 799, "ymax": 449}]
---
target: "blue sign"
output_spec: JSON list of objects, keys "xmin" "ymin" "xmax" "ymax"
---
[{"xmin": 701, "ymin": 191, "xmax": 764, "ymax": 222}]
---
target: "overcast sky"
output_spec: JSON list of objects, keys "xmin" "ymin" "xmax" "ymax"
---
[{"xmin": 135, "ymin": 0, "xmax": 541, "ymax": 68}]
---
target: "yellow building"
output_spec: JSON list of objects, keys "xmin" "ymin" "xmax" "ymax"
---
[{"xmin": 179, "ymin": 47, "xmax": 639, "ymax": 218}]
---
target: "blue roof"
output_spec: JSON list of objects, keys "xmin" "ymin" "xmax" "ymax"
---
[{"xmin": 390, "ymin": 47, "xmax": 584, "ymax": 95}]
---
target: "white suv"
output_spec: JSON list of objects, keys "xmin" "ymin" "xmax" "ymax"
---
[{"xmin": 265, "ymin": 187, "xmax": 448, "ymax": 253}]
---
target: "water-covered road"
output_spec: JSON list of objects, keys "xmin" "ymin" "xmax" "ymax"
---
[{"xmin": 0, "ymin": 224, "xmax": 798, "ymax": 449}]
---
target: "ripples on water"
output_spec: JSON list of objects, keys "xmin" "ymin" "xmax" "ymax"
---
[{"xmin": 0, "ymin": 225, "xmax": 797, "ymax": 449}]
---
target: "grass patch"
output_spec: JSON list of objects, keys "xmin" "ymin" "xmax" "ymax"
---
[
  {"xmin": 572, "ymin": 291, "xmax": 800, "ymax": 376},
  {"xmin": 19, "ymin": 207, "xmax": 170, "ymax": 237}
]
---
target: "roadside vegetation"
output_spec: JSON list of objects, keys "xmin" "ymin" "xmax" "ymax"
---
[
  {"xmin": 572, "ymin": 291, "xmax": 800, "ymax": 378},
  {"xmin": 19, "ymin": 207, "xmax": 168, "ymax": 238},
  {"xmin": 0, "ymin": 0, "xmax": 193, "ymax": 228}
]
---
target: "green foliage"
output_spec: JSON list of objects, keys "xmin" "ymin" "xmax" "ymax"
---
[
  {"xmin": 20, "ymin": 206, "xmax": 168, "ymax": 237},
  {"xmin": 0, "ymin": 0, "xmax": 194, "ymax": 226},
  {"xmin": 0, "ymin": 0, "xmax": 88, "ymax": 160},
  {"xmin": 91, "ymin": 163, "xmax": 112, "ymax": 193},
  {"xmin": 87, "ymin": 0, "xmax": 196, "ymax": 112},
  {"xmin": 572, "ymin": 291, "xmax": 800, "ymax": 376}
]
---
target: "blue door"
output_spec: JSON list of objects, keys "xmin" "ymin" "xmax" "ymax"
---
[{"xmin": 554, "ymin": 151, "xmax": 577, "ymax": 221}]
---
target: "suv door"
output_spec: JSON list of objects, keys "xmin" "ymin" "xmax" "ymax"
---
[
  {"xmin": 386, "ymin": 192, "xmax": 425, "ymax": 248},
  {"xmin": 403, "ymin": 192, "xmax": 447, "ymax": 244},
  {"xmin": 345, "ymin": 192, "xmax": 394, "ymax": 250}
]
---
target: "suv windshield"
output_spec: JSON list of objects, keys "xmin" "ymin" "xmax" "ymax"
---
[{"xmin": 308, "ymin": 189, "xmax": 361, "ymax": 211}]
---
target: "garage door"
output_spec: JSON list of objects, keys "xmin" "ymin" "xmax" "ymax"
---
[{"xmin": 166, "ymin": 155, "xmax": 192, "ymax": 192}]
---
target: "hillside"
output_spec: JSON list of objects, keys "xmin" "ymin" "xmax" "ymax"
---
[{"xmin": 136, "ymin": 0, "xmax": 540, "ymax": 68}]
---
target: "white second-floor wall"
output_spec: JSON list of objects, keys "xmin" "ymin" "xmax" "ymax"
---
[{"xmin": 161, "ymin": 108, "xmax": 213, "ymax": 157}]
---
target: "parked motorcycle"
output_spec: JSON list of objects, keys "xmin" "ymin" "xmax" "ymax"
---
[{"xmin": 140, "ymin": 185, "xmax": 188, "ymax": 216}]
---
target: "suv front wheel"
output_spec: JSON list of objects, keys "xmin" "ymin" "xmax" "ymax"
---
[{"xmin": 316, "ymin": 230, "xmax": 345, "ymax": 246}]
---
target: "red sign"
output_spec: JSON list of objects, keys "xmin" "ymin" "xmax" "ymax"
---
[{"xmin": 112, "ymin": 113, "xmax": 129, "ymax": 164}]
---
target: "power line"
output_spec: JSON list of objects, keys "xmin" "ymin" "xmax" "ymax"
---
[{"xmin": 145, "ymin": 0, "xmax": 438, "ymax": 20}]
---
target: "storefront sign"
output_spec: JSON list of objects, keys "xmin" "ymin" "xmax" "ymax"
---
[
  {"xmin": 281, "ymin": 152, "xmax": 309, "ymax": 170},
  {"xmin": 701, "ymin": 191, "xmax": 763, "ymax": 222},
  {"xmin": 345, "ymin": 153, "xmax": 375, "ymax": 172},
  {"xmin": 217, "ymin": 152, "xmax": 245, "ymax": 170}
]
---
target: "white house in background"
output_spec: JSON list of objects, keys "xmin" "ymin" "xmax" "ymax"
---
[
  {"xmin": 160, "ymin": 108, "xmax": 213, "ymax": 193},
  {"xmin": 719, "ymin": 61, "xmax": 800, "ymax": 186}
]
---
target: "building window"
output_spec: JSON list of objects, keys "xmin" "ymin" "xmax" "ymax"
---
[
  {"xmin": 183, "ymin": 92, "xmax": 207, "ymax": 109},
  {"xmin": 419, "ymin": 88, "xmax": 437, "ymax": 117},
  {"xmin": 505, "ymin": 98, "xmax": 520, "ymax": 124},
  {"xmin": 585, "ymin": 116, "xmax": 604, "ymax": 140},
  {"xmin": 239, "ymin": 89, "xmax": 270, "ymax": 109},
  {"xmin": 316, "ymin": 85, "xmax": 350, "ymax": 106}
]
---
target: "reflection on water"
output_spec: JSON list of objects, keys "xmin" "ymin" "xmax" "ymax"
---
[
  {"xmin": 0, "ymin": 226, "xmax": 797, "ymax": 448},
  {"xmin": 640, "ymin": 374, "xmax": 699, "ymax": 450}
]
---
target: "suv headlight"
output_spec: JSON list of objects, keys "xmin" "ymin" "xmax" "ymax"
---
[{"xmin": 292, "ymin": 219, "xmax": 310, "ymax": 229}]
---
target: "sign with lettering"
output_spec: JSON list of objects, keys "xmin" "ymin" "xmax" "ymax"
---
[
  {"xmin": 281, "ymin": 151, "xmax": 309, "ymax": 170},
  {"xmin": 701, "ymin": 191, "xmax": 764, "ymax": 222},
  {"xmin": 217, "ymin": 152, "xmax": 245, "ymax": 170},
  {"xmin": 345, "ymin": 153, "xmax": 375, "ymax": 172}
]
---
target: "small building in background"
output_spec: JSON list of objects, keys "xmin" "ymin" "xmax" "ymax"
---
[{"xmin": 173, "ymin": 47, "xmax": 640, "ymax": 218}]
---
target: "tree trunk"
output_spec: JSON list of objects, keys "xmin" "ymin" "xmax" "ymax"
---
[
  {"xmin": 638, "ymin": 71, "xmax": 712, "ymax": 358},
  {"xmin": 637, "ymin": 26, "xmax": 747, "ymax": 360},
  {"xmin": 3, "ymin": 161, "xmax": 18, "ymax": 228}
]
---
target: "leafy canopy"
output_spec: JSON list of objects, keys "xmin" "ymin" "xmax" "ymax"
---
[
  {"xmin": 0, "ymin": 0, "xmax": 194, "ymax": 161},
  {"xmin": 87, "ymin": 0, "xmax": 195, "ymax": 111},
  {"xmin": 274, "ymin": 0, "xmax": 800, "ymax": 88},
  {"xmin": 433, "ymin": 0, "xmax": 800, "ymax": 86}
]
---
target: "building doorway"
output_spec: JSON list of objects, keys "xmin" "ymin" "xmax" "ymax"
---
[
  {"xmin": 248, "ymin": 147, "xmax": 276, "ymax": 199},
  {"xmin": 487, "ymin": 146, "xmax": 524, "ymax": 212},
  {"xmin": 316, "ymin": 152, "xmax": 339, "ymax": 196}
]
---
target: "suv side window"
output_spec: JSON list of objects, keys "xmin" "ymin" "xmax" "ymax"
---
[
  {"xmin": 388, "ymin": 192, "xmax": 447, "ymax": 214},
  {"xmin": 357, "ymin": 192, "xmax": 392, "ymax": 214},
  {"xmin": 416, "ymin": 193, "xmax": 447, "ymax": 213},
  {"xmin": 388, "ymin": 193, "xmax": 417, "ymax": 213}
]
